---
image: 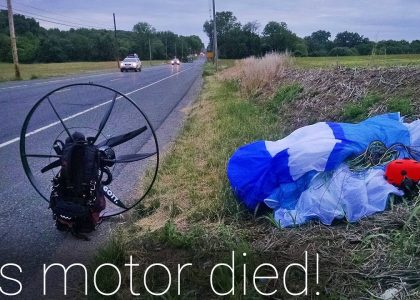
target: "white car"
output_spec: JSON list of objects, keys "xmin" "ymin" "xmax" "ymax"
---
[
  {"xmin": 120, "ymin": 57, "xmax": 142, "ymax": 72},
  {"xmin": 171, "ymin": 58, "xmax": 180, "ymax": 65}
]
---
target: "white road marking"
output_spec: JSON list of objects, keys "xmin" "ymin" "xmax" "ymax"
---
[
  {"xmin": 0, "ymin": 64, "xmax": 170, "ymax": 91},
  {"xmin": 0, "ymin": 66, "xmax": 194, "ymax": 149},
  {"xmin": 109, "ymin": 78, "xmax": 122, "ymax": 82}
]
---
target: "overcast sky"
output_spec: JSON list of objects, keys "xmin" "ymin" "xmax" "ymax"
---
[{"xmin": 8, "ymin": 0, "xmax": 420, "ymax": 45}]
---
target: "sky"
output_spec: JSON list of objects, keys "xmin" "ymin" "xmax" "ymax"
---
[{"xmin": 6, "ymin": 0, "xmax": 420, "ymax": 45}]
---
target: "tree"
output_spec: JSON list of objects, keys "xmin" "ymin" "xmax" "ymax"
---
[
  {"xmin": 377, "ymin": 40, "xmax": 411, "ymax": 54},
  {"xmin": 334, "ymin": 31, "xmax": 365, "ymax": 48},
  {"xmin": 304, "ymin": 30, "xmax": 332, "ymax": 56},
  {"xmin": 411, "ymin": 40, "xmax": 420, "ymax": 53},
  {"xmin": 203, "ymin": 11, "xmax": 241, "ymax": 50},
  {"xmin": 16, "ymin": 32, "xmax": 39, "ymax": 63},
  {"xmin": 355, "ymin": 41, "xmax": 375, "ymax": 55},
  {"xmin": 0, "ymin": 33, "xmax": 11, "ymax": 61},
  {"xmin": 133, "ymin": 22, "xmax": 155, "ymax": 36},
  {"xmin": 262, "ymin": 21, "xmax": 306, "ymax": 55},
  {"xmin": 243, "ymin": 21, "xmax": 260, "ymax": 34}
]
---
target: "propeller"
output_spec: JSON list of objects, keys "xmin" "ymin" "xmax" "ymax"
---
[
  {"xmin": 97, "ymin": 126, "xmax": 147, "ymax": 148},
  {"xmin": 91, "ymin": 93, "xmax": 117, "ymax": 144},
  {"xmin": 102, "ymin": 152, "xmax": 157, "ymax": 164},
  {"xmin": 41, "ymin": 159, "xmax": 61, "ymax": 173}
]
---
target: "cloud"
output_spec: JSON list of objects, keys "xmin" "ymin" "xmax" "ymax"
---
[{"xmin": 14, "ymin": 0, "xmax": 420, "ymax": 45}]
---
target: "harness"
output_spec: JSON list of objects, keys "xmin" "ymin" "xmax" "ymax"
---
[{"xmin": 49, "ymin": 132, "xmax": 106, "ymax": 240}]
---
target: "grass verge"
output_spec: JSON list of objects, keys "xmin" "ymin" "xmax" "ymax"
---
[{"xmin": 0, "ymin": 60, "xmax": 166, "ymax": 82}]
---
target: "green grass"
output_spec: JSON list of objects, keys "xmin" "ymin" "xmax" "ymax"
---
[
  {"xmin": 342, "ymin": 93, "xmax": 382, "ymax": 122},
  {"xmin": 342, "ymin": 93, "xmax": 415, "ymax": 122},
  {"xmin": 269, "ymin": 84, "xmax": 303, "ymax": 111},
  {"xmin": 295, "ymin": 54, "xmax": 420, "ymax": 68},
  {"xmin": 387, "ymin": 97, "xmax": 413, "ymax": 116},
  {"xmin": 0, "ymin": 60, "xmax": 166, "ymax": 82}
]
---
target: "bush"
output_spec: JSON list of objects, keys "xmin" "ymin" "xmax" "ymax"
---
[
  {"xmin": 310, "ymin": 49, "xmax": 329, "ymax": 57},
  {"xmin": 293, "ymin": 42, "xmax": 308, "ymax": 57},
  {"xmin": 329, "ymin": 47, "xmax": 358, "ymax": 56}
]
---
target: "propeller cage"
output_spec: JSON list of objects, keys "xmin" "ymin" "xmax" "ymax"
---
[{"xmin": 20, "ymin": 83, "xmax": 160, "ymax": 217}]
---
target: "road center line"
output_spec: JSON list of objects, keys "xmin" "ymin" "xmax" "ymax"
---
[
  {"xmin": 0, "ymin": 66, "xmax": 194, "ymax": 149},
  {"xmin": 0, "ymin": 64, "xmax": 170, "ymax": 91}
]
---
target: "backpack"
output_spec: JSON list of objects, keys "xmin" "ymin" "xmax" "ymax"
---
[{"xmin": 49, "ymin": 132, "xmax": 106, "ymax": 240}]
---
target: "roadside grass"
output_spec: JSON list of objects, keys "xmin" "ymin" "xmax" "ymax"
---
[
  {"xmin": 295, "ymin": 54, "xmax": 420, "ymax": 68},
  {"xmin": 202, "ymin": 59, "xmax": 235, "ymax": 77},
  {"xmin": 91, "ymin": 57, "xmax": 420, "ymax": 298},
  {"xmin": 0, "ymin": 60, "xmax": 166, "ymax": 82}
]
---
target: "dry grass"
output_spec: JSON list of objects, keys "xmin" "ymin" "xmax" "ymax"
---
[{"xmin": 219, "ymin": 52, "xmax": 293, "ymax": 98}]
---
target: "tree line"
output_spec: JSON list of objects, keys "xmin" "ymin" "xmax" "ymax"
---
[
  {"xmin": 203, "ymin": 11, "xmax": 420, "ymax": 59},
  {"xmin": 0, "ymin": 10, "xmax": 203, "ymax": 63}
]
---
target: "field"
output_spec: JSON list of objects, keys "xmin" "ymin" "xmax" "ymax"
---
[
  {"xmin": 89, "ymin": 55, "xmax": 420, "ymax": 298},
  {"xmin": 295, "ymin": 54, "xmax": 420, "ymax": 68},
  {"xmin": 0, "ymin": 60, "xmax": 166, "ymax": 82},
  {"xmin": 215, "ymin": 54, "xmax": 420, "ymax": 69}
]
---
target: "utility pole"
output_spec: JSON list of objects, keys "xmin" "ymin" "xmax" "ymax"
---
[
  {"xmin": 148, "ymin": 38, "xmax": 152, "ymax": 64},
  {"xmin": 7, "ymin": 0, "xmax": 21, "ymax": 80},
  {"xmin": 113, "ymin": 13, "xmax": 119, "ymax": 68},
  {"xmin": 165, "ymin": 37, "xmax": 168, "ymax": 60},
  {"xmin": 212, "ymin": 0, "xmax": 218, "ymax": 71},
  {"xmin": 181, "ymin": 41, "xmax": 184, "ymax": 59}
]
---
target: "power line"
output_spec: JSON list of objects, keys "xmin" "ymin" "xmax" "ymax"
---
[
  {"xmin": 3, "ymin": 5, "xmax": 113, "ymax": 30},
  {"xmin": 0, "ymin": 4, "xmax": 113, "ymax": 30},
  {"xmin": 13, "ymin": 0, "xmax": 110, "ymax": 28}
]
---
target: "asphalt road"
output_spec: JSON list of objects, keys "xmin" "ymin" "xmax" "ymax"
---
[{"xmin": 0, "ymin": 59, "xmax": 204, "ymax": 297}]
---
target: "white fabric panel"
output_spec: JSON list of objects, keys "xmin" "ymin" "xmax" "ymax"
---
[
  {"xmin": 273, "ymin": 164, "xmax": 404, "ymax": 227},
  {"xmin": 405, "ymin": 120, "xmax": 420, "ymax": 146},
  {"xmin": 265, "ymin": 122, "xmax": 340, "ymax": 180}
]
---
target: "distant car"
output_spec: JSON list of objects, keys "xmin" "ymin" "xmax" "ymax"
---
[
  {"xmin": 181, "ymin": 56, "xmax": 193, "ymax": 63},
  {"xmin": 126, "ymin": 53, "xmax": 139, "ymax": 58},
  {"xmin": 120, "ymin": 57, "xmax": 142, "ymax": 72},
  {"xmin": 171, "ymin": 58, "xmax": 180, "ymax": 65}
]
